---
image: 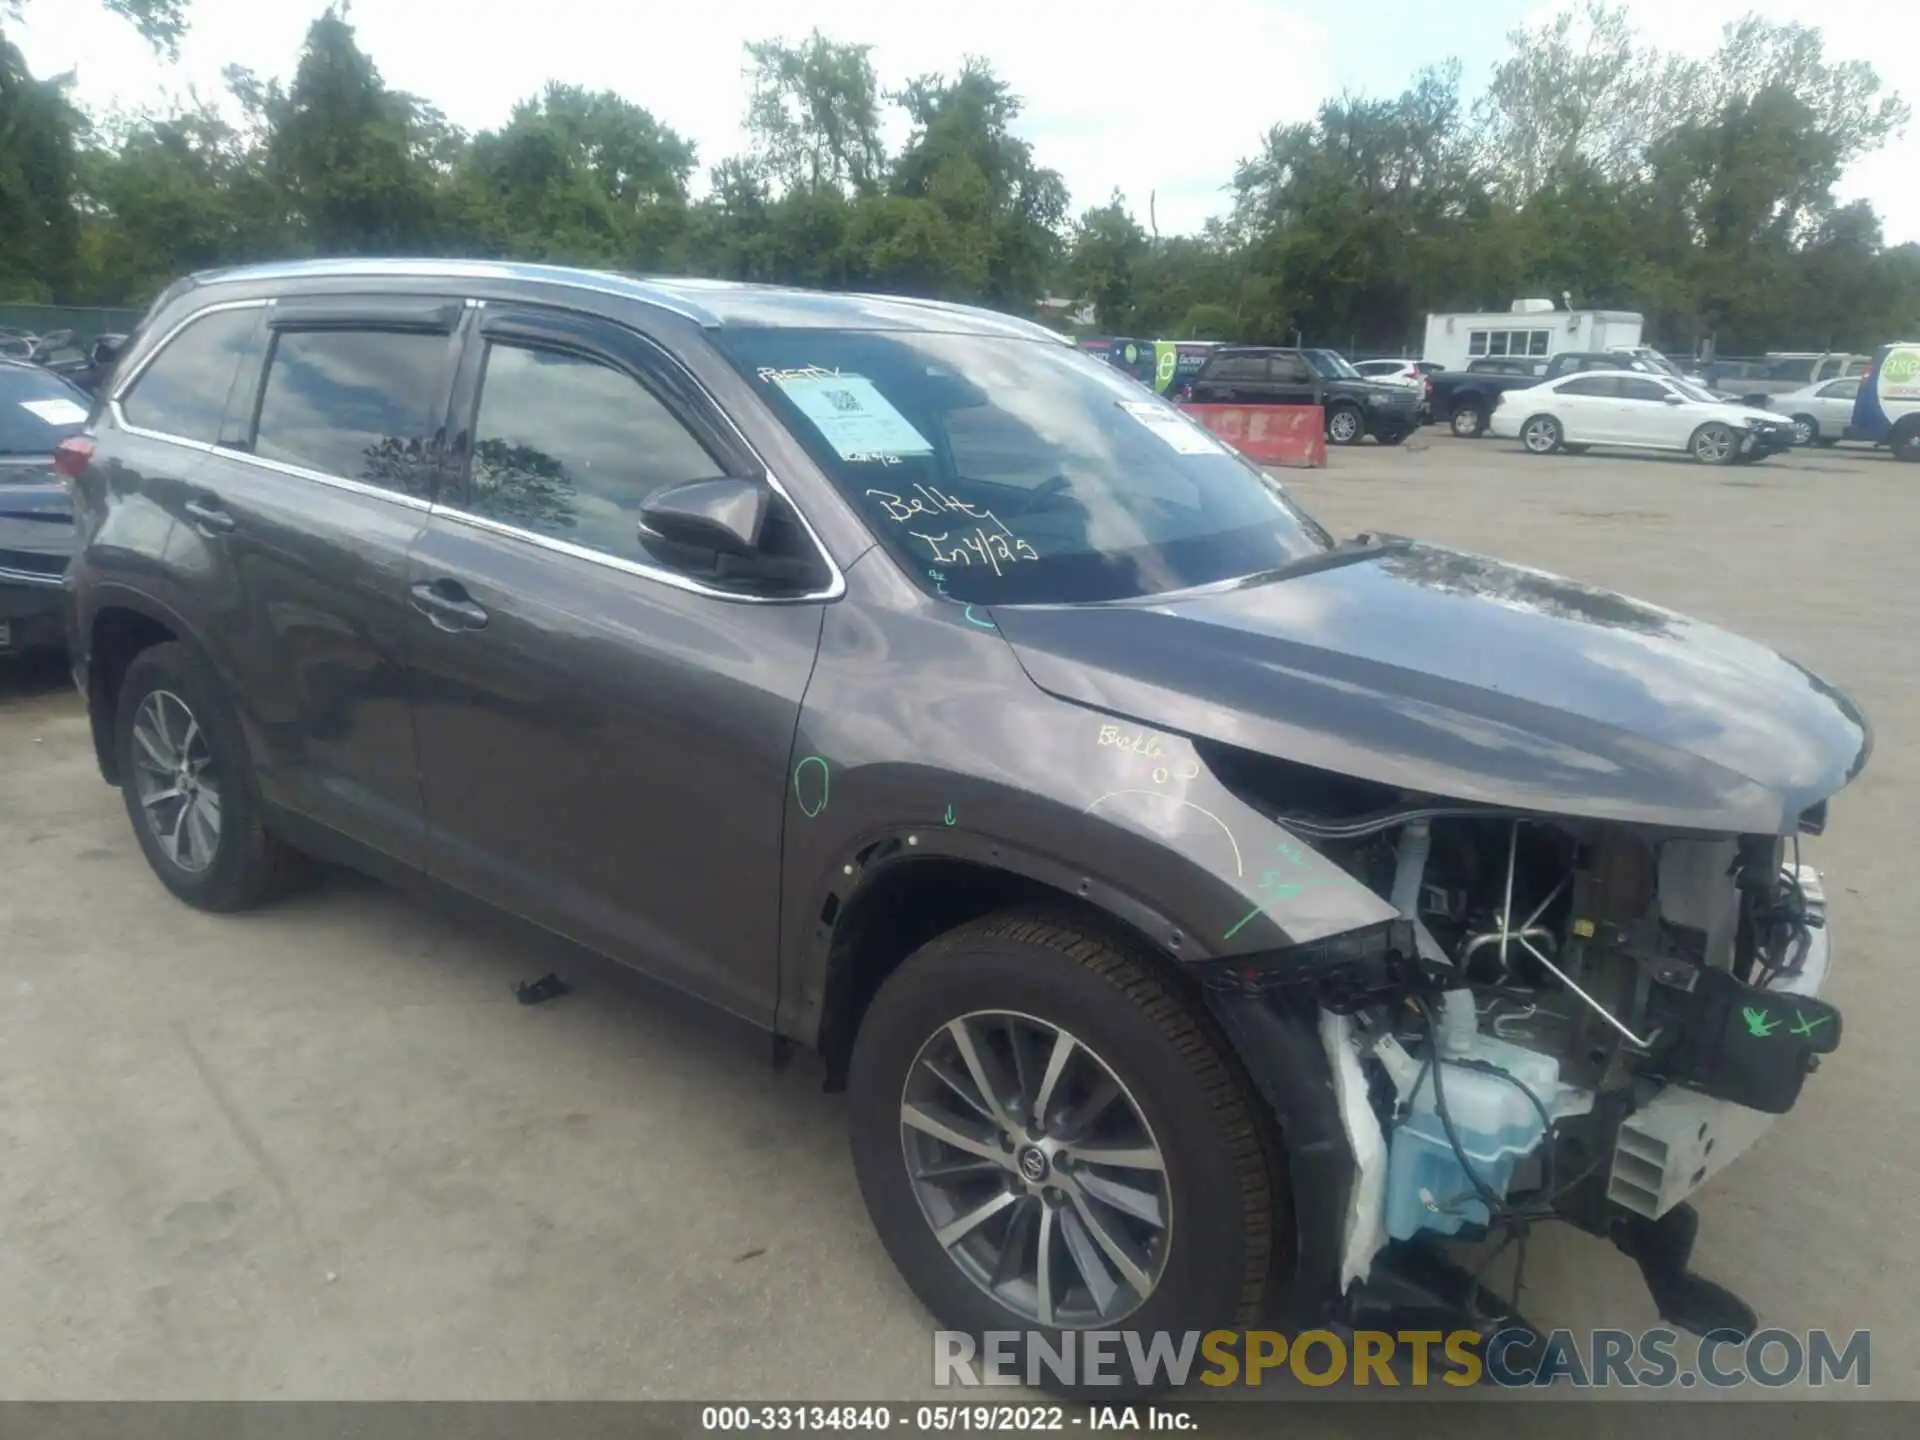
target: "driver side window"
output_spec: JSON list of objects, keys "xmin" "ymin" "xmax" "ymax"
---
[
  {"xmin": 464, "ymin": 342, "xmax": 716, "ymax": 561},
  {"xmin": 1617, "ymin": 378, "xmax": 1671, "ymax": 403}
]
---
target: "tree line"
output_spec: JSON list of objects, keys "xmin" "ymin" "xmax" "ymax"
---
[{"xmin": 3, "ymin": 0, "xmax": 1917, "ymax": 358}]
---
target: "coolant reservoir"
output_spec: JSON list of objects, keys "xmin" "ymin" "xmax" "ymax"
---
[{"xmin": 1383, "ymin": 1033, "xmax": 1587, "ymax": 1241}]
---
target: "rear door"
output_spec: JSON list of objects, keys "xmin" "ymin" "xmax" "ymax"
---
[
  {"xmin": 1190, "ymin": 352, "xmax": 1267, "ymax": 403},
  {"xmin": 404, "ymin": 304, "xmax": 829, "ymax": 1024},
  {"xmin": 181, "ymin": 294, "xmax": 463, "ymax": 867},
  {"xmin": 1266, "ymin": 353, "xmax": 1320, "ymax": 407}
]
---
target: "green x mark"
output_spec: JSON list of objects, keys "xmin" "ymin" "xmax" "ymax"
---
[
  {"xmin": 1741, "ymin": 1006, "xmax": 1781, "ymax": 1039},
  {"xmin": 1790, "ymin": 1010, "xmax": 1832, "ymax": 1039}
]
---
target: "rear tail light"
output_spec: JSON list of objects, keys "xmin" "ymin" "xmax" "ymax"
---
[{"xmin": 54, "ymin": 435, "xmax": 95, "ymax": 480}]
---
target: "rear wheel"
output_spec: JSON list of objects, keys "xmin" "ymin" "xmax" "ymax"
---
[
  {"xmin": 1449, "ymin": 403, "xmax": 1486, "ymax": 438},
  {"xmin": 115, "ymin": 642, "xmax": 305, "ymax": 911},
  {"xmin": 1690, "ymin": 422, "xmax": 1739, "ymax": 465},
  {"xmin": 848, "ymin": 910, "xmax": 1282, "ymax": 1393},
  {"xmin": 1521, "ymin": 414, "xmax": 1563, "ymax": 454},
  {"xmin": 1325, "ymin": 405, "xmax": 1364, "ymax": 445},
  {"xmin": 1892, "ymin": 419, "xmax": 1920, "ymax": 463}
]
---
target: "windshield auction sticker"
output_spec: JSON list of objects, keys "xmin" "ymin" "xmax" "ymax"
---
[
  {"xmin": 19, "ymin": 397, "xmax": 89, "ymax": 426},
  {"xmin": 763, "ymin": 367, "xmax": 934, "ymax": 461},
  {"xmin": 1118, "ymin": 399, "xmax": 1229, "ymax": 456}
]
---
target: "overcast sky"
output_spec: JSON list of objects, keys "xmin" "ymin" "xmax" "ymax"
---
[{"xmin": 15, "ymin": 0, "xmax": 1918, "ymax": 244}]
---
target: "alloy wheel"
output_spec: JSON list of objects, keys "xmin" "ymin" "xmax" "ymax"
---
[
  {"xmin": 1328, "ymin": 409, "xmax": 1361, "ymax": 443},
  {"xmin": 1451, "ymin": 408, "xmax": 1482, "ymax": 437},
  {"xmin": 899, "ymin": 1010, "xmax": 1171, "ymax": 1328},
  {"xmin": 1791, "ymin": 417, "xmax": 1815, "ymax": 446},
  {"xmin": 1694, "ymin": 425, "xmax": 1735, "ymax": 463},
  {"xmin": 1523, "ymin": 418, "xmax": 1560, "ymax": 453},
  {"xmin": 130, "ymin": 689, "xmax": 222, "ymax": 874}
]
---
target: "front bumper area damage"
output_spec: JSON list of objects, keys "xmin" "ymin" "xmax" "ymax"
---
[{"xmin": 1200, "ymin": 811, "xmax": 1842, "ymax": 1346}]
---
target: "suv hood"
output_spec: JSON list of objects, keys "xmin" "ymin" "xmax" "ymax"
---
[{"xmin": 991, "ymin": 542, "xmax": 1869, "ymax": 833}]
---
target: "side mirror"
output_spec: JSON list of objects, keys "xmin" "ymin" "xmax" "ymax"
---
[{"xmin": 638, "ymin": 476, "xmax": 768, "ymax": 561}]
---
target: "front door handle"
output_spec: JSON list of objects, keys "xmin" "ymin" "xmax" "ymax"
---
[
  {"xmin": 183, "ymin": 499, "xmax": 236, "ymax": 535},
  {"xmin": 409, "ymin": 580, "xmax": 490, "ymax": 632}
]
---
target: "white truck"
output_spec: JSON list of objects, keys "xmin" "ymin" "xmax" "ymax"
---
[{"xmin": 1421, "ymin": 299, "xmax": 1645, "ymax": 373}]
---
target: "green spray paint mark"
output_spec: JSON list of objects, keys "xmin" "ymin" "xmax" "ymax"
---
[
  {"xmin": 943, "ymin": 804, "xmax": 956, "ymax": 827},
  {"xmin": 793, "ymin": 756, "xmax": 830, "ymax": 818},
  {"xmin": 963, "ymin": 605, "xmax": 996, "ymax": 630},
  {"xmin": 1741, "ymin": 1006, "xmax": 1781, "ymax": 1039},
  {"xmin": 1222, "ymin": 905, "xmax": 1265, "ymax": 942},
  {"xmin": 1791, "ymin": 1010, "xmax": 1832, "ymax": 1038}
]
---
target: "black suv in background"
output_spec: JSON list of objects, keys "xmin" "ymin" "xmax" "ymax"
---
[
  {"xmin": 60, "ymin": 260, "xmax": 1863, "ymax": 1389},
  {"xmin": 1184, "ymin": 345, "xmax": 1419, "ymax": 445}
]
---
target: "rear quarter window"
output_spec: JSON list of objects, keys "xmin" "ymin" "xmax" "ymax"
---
[{"xmin": 119, "ymin": 305, "xmax": 260, "ymax": 444}]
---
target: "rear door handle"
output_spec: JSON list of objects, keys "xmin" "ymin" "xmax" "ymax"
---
[
  {"xmin": 183, "ymin": 499, "xmax": 236, "ymax": 535},
  {"xmin": 409, "ymin": 580, "xmax": 490, "ymax": 632}
]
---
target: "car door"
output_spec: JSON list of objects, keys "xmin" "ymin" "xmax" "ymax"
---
[
  {"xmin": 1611, "ymin": 375, "xmax": 1684, "ymax": 447},
  {"xmin": 155, "ymin": 294, "xmax": 460, "ymax": 868},
  {"xmin": 1266, "ymin": 353, "xmax": 1320, "ymax": 407},
  {"xmin": 1548, "ymin": 375, "xmax": 1618, "ymax": 442},
  {"xmin": 1815, "ymin": 379, "xmax": 1860, "ymax": 434},
  {"xmin": 404, "ymin": 304, "xmax": 830, "ymax": 1025}
]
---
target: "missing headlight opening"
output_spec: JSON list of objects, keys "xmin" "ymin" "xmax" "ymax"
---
[{"xmin": 1201, "ymin": 764, "xmax": 1841, "ymax": 1347}]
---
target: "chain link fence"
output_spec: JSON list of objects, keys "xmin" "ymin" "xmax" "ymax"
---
[{"xmin": 0, "ymin": 304, "xmax": 147, "ymax": 343}]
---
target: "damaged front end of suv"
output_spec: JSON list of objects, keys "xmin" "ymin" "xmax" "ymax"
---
[{"xmin": 987, "ymin": 539, "xmax": 1870, "ymax": 1345}]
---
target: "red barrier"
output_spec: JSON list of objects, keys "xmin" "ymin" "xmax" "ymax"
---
[{"xmin": 1178, "ymin": 404, "xmax": 1326, "ymax": 469}]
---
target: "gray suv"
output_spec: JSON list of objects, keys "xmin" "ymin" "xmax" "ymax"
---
[{"xmin": 62, "ymin": 260, "xmax": 1865, "ymax": 1384}]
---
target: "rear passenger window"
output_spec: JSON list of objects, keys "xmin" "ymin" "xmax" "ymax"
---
[
  {"xmin": 120, "ymin": 306, "xmax": 258, "ymax": 443},
  {"xmin": 253, "ymin": 329, "xmax": 450, "ymax": 497},
  {"xmin": 463, "ymin": 343, "xmax": 717, "ymax": 560}
]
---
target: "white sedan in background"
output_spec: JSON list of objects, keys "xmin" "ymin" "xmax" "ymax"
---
[
  {"xmin": 1762, "ymin": 375, "xmax": 1862, "ymax": 447},
  {"xmin": 1489, "ymin": 370, "xmax": 1798, "ymax": 464}
]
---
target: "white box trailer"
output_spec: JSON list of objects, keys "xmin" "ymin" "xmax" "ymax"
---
[{"xmin": 1421, "ymin": 300, "xmax": 1644, "ymax": 372}]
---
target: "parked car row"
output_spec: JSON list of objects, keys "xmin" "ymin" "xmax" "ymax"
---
[{"xmin": 0, "ymin": 329, "xmax": 126, "ymax": 395}]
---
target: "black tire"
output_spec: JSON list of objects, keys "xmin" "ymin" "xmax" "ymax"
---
[
  {"xmin": 848, "ymin": 909, "xmax": 1283, "ymax": 1396},
  {"xmin": 1325, "ymin": 404, "xmax": 1364, "ymax": 446},
  {"xmin": 1520, "ymin": 414, "xmax": 1563, "ymax": 455},
  {"xmin": 1893, "ymin": 420, "xmax": 1920, "ymax": 464},
  {"xmin": 114, "ymin": 641, "xmax": 305, "ymax": 911},
  {"xmin": 1448, "ymin": 403, "xmax": 1486, "ymax": 438},
  {"xmin": 1690, "ymin": 422, "xmax": 1739, "ymax": 465},
  {"xmin": 1790, "ymin": 414, "xmax": 1819, "ymax": 447}
]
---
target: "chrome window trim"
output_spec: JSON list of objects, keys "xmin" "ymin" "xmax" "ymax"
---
[
  {"xmin": 427, "ymin": 499, "xmax": 844, "ymax": 605},
  {"xmin": 0, "ymin": 565, "xmax": 65, "ymax": 588},
  {"xmin": 111, "ymin": 297, "xmax": 272, "ymax": 407}
]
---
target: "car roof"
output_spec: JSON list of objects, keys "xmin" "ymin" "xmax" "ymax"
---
[{"xmin": 184, "ymin": 258, "xmax": 1068, "ymax": 344}]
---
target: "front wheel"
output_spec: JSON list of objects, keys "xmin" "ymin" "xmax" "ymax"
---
[
  {"xmin": 847, "ymin": 911, "xmax": 1282, "ymax": 1392},
  {"xmin": 1521, "ymin": 414, "xmax": 1563, "ymax": 454},
  {"xmin": 1325, "ymin": 405, "xmax": 1364, "ymax": 445},
  {"xmin": 1790, "ymin": 414, "xmax": 1818, "ymax": 446},
  {"xmin": 1691, "ymin": 422, "xmax": 1739, "ymax": 465}
]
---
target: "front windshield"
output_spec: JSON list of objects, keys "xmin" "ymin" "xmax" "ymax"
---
[
  {"xmin": 719, "ymin": 327, "xmax": 1330, "ymax": 604},
  {"xmin": 1305, "ymin": 349, "xmax": 1361, "ymax": 380},
  {"xmin": 1669, "ymin": 378, "xmax": 1720, "ymax": 403}
]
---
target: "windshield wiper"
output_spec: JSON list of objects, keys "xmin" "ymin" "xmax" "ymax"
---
[{"xmin": 1225, "ymin": 531, "xmax": 1411, "ymax": 590}]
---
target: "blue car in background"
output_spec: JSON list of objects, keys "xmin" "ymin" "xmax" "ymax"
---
[
  {"xmin": 1, "ymin": 360, "xmax": 90, "ymax": 656},
  {"xmin": 1852, "ymin": 341, "xmax": 1920, "ymax": 462}
]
